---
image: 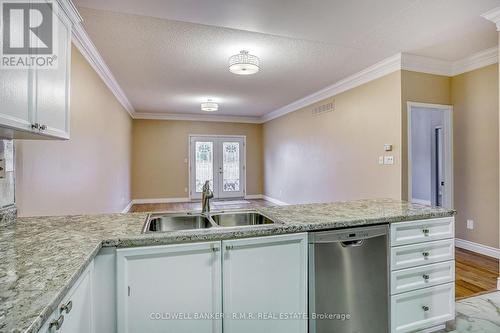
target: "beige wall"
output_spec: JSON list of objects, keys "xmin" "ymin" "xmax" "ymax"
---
[
  {"xmin": 263, "ymin": 71, "xmax": 402, "ymax": 204},
  {"xmin": 401, "ymin": 71, "xmax": 451, "ymax": 200},
  {"xmin": 132, "ymin": 120, "xmax": 263, "ymax": 199},
  {"xmin": 451, "ymin": 64, "xmax": 499, "ymax": 248},
  {"xmin": 15, "ymin": 45, "xmax": 132, "ymax": 216}
]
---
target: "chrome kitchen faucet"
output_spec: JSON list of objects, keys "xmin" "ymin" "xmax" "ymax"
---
[{"xmin": 201, "ymin": 180, "xmax": 213, "ymax": 213}]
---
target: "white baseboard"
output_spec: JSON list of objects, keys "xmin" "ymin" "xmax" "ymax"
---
[
  {"xmin": 244, "ymin": 194, "xmax": 264, "ymax": 200},
  {"xmin": 262, "ymin": 195, "xmax": 289, "ymax": 206},
  {"xmin": 131, "ymin": 197, "xmax": 190, "ymax": 205},
  {"xmin": 121, "ymin": 201, "xmax": 133, "ymax": 213},
  {"xmin": 455, "ymin": 238, "xmax": 500, "ymax": 259}
]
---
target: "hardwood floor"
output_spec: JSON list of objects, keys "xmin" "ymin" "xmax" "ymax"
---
[
  {"xmin": 131, "ymin": 200, "xmax": 499, "ymax": 300},
  {"xmin": 455, "ymin": 248, "xmax": 499, "ymax": 299},
  {"xmin": 130, "ymin": 199, "xmax": 276, "ymax": 213}
]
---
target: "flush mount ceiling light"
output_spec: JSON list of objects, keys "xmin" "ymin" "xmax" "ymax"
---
[
  {"xmin": 201, "ymin": 99, "xmax": 218, "ymax": 112},
  {"xmin": 229, "ymin": 50, "xmax": 260, "ymax": 75}
]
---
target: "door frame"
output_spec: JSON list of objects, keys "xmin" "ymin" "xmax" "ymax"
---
[
  {"xmin": 188, "ymin": 134, "xmax": 247, "ymax": 200},
  {"xmin": 407, "ymin": 102, "xmax": 453, "ymax": 209}
]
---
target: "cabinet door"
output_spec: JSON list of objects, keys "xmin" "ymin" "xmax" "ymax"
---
[
  {"xmin": 59, "ymin": 264, "xmax": 93, "ymax": 333},
  {"xmin": 34, "ymin": 2, "xmax": 71, "ymax": 139},
  {"xmin": 117, "ymin": 242, "xmax": 222, "ymax": 333},
  {"xmin": 391, "ymin": 282, "xmax": 455, "ymax": 333},
  {"xmin": 0, "ymin": 29, "xmax": 33, "ymax": 131},
  {"xmin": 222, "ymin": 233, "xmax": 308, "ymax": 333}
]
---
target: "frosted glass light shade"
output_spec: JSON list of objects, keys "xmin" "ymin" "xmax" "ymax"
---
[{"xmin": 229, "ymin": 50, "xmax": 260, "ymax": 75}]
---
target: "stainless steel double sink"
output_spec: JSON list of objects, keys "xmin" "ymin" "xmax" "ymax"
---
[{"xmin": 142, "ymin": 210, "xmax": 276, "ymax": 233}]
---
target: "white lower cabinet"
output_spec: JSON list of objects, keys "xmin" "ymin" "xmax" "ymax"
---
[
  {"xmin": 391, "ymin": 283, "xmax": 455, "ymax": 333},
  {"xmin": 116, "ymin": 241, "xmax": 222, "ymax": 333},
  {"xmin": 390, "ymin": 218, "xmax": 455, "ymax": 333},
  {"xmin": 39, "ymin": 263, "xmax": 94, "ymax": 333},
  {"xmin": 222, "ymin": 233, "xmax": 308, "ymax": 333},
  {"xmin": 115, "ymin": 233, "xmax": 308, "ymax": 333}
]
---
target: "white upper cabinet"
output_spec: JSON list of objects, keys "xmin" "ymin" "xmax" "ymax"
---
[
  {"xmin": 0, "ymin": 69, "xmax": 32, "ymax": 132},
  {"xmin": 34, "ymin": 2, "xmax": 72, "ymax": 139},
  {"xmin": 0, "ymin": 0, "xmax": 74, "ymax": 139}
]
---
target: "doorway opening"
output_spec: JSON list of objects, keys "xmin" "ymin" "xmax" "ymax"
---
[
  {"xmin": 407, "ymin": 102, "xmax": 453, "ymax": 208},
  {"xmin": 189, "ymin": 135, "xmax": 246, "ymax": 200}
]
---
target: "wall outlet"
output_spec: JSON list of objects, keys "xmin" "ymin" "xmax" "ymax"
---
[
  {"xmin": 378, "ymin": 156, "xmax": 384, "ymax": 165},
  {"xmin": 384, "ymin": 155, "xmax": 394, "ymax": 165},
  {"xmin": 184, "ymin": 187, "xmax": 188, "ymax": 193},
  {"xmin": 466, "ymin": 219, "xmax": 474, "ymax": 230}
]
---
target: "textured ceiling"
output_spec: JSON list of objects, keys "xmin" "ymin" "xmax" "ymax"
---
[{"xmin": 74, "ymin": 0, "xmax": 500, "ymax": 117}]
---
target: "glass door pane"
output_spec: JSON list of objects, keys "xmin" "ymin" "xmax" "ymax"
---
[
  {"xmin": 218, "ymin": 138, "xmax": 245, "ymax": 199},
  {"xmin": 222, "ymin": 142, "xmax": 240, "ymax": 192},
  {"xmin": 190, "ymin": 136, "xmax": 245, "ymax": 200},
  {"xmin": 195, "ymin": 141, "xmax": 214, "ymax": 194}
]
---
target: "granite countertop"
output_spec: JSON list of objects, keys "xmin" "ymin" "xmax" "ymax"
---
[{"xmin": 0, "ymin": 199, "xmax": 454, "ymax": 333}]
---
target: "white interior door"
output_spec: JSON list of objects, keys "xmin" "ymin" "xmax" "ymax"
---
[{"xmin": 190, "ymin": 136, "xmax": 245, "ymax": 199}]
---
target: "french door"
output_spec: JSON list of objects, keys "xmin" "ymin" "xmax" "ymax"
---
[{"xmin": 190, "ymin": 136, "xmax": 246, "ymax": 199}]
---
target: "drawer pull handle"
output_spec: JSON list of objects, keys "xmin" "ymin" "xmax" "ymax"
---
[
  {"xmin": 225, "ymin": 245, "xmax": 234, "ymax": 251},
  {"xmin": 422, "ymin": 305, "xmax": 430, "ymax": 312},
  {"xmin": 422, "ymin": 274, "xmax": 430, "ymax": 281},
  {"xmin": 211, "ymin": 245, "xmax": 220, "ymax": 252},
  {"xmin": 49, "ymin": 315, "xmax": 64, "ymax": 330},
  {"xmin": 422, "ymin": 228, "xmax": 430, "ymax": 236},
  {"xmin": 422, "ymin": 251, "xmax": 430, "ymax": 258},
  {"xmin": 60, "ymin": 300, "xmax": 72, "ymax": 314}
]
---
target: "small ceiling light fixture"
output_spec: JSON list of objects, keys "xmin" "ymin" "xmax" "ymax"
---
[
  {"xmin": 229, "ymin": 50, "xmax": 260, "ymax": 75},
  {"xmin": 201, "ymin": 99, "xmax": 218, "ymax": 112}
]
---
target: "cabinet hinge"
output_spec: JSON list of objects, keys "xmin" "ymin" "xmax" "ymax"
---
[{"xmin": 128, "ymin": 286, "xmax": 131, "ymax": 296}]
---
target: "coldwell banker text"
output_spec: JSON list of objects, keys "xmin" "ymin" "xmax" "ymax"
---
[{"xmin": 0, "ymin": 0, "xmax": 58, "ymax": 69}]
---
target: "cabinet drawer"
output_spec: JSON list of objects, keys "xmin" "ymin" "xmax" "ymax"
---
[
  {"xmin": 391, "ymin": 239, "xmax": 454, "ymax": 271},
  {"xmin": 391, "ymin": 283, "xmax": 454, "ymax": 333},
  {"xmin": 391, "ymin": 217, "xmax": 454, "ymax": 246},
  {"xmin": 391, "ymin": 261, "xmax": 454, "ymax": 295}
]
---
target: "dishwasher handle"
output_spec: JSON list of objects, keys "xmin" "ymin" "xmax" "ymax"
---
[
  {"xmin": 340, "ymin": 239, "xmax": 364, "ymax": 247},
  {"xmin": 309, "ymin": 225, "xmax": 388, "ymax": 244}
]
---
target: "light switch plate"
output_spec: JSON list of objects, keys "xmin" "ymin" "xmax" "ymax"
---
[
  {"xmin": 384, "ymin": 156, "xmax": 394, "ymax": 165},
  {"xmin": 378, "ymin": 156, "xmax": 384, "ymax": 165},
  {"xmin": 467, "ymin": 219, "xmax": 474, "ymax": 230}
]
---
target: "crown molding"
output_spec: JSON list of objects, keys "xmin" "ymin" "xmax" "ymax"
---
[
  {"xmin": 482, "ymin": 6, "xmax": 500, "ymax": 31},
  {"xmin": 134, "ymin": 112, "xmax": 262, "ymax": 124},
  {"xmin": 401, "ymin": 53, "xmax": 452, "ymax": 76},
  {"xmin": 57, "ymin": 0, "xmax": 83, "ymax": 25},
  {"xmin": 65, "ymin": 1, "xmax": 136, "ymax": 118},
  {"xmin": 261, "ymin": 53, "xmax": 402, "ymax": 122},
  {"xmin": 451, "ymin": 46, "xmax": 498, "ymax": 75},
  {"xmin": 262, "ymin": 46, "xmax": 499, "ymax": 123}
]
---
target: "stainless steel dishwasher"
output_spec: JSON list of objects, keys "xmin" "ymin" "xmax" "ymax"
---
[{"xmin": 308, "ymin": 225, "xmax": 389, "ymax": 333}]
